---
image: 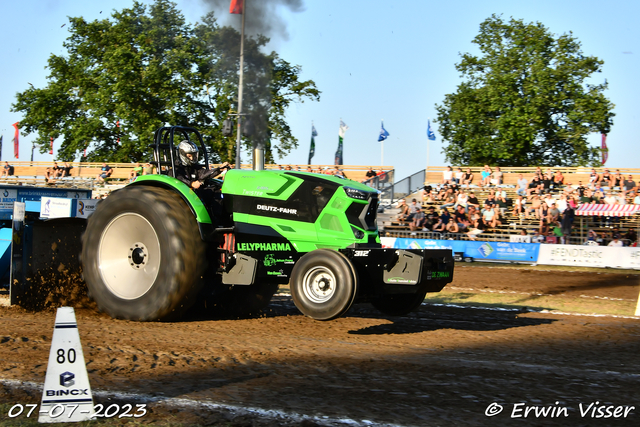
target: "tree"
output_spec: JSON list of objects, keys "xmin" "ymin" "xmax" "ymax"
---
[
  {"xmin": 435, "ymin": 14, "xmax": 615, "ymax": 167},
  {"xmin": 12, "ymin": 0, "xmax": 320, "ymax": 163}
]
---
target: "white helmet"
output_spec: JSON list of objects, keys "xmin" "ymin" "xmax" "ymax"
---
[{"xmin": 178, "ymin": 140, "xmax": 198, "ymax": 166}]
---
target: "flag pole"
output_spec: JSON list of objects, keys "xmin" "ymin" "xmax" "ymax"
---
[{"xmin": 234, "ymin": 0, "xmax": 246, "ymax": 170}]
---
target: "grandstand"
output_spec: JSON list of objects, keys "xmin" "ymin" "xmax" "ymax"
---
[
  {"xmin": 378, "ymin": 166, "xmax": 640, "ymax": 247},
  {"xmin": 0, "ymin": 160, "xmax": 392, "ymax": 198}
]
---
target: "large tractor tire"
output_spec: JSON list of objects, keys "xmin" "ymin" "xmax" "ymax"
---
[
  {"xmin": 290, "ymin": 249, "xmax": 358, "ymax": 321},
  {"xmin": 371, "ymin": 289, "xmax": 428, "ymax": 317},
  {"xmin": 82, "ymin": 186, "xmax": 207, "ymax": 321}
]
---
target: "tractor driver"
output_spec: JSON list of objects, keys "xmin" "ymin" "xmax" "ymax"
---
[
  {"xmin": 175, "ymin": 140, "xmax": 231, "ymax": 225},
  {"xmin": 175, "ymin": 140, "xmax": 229, "ymax": 189}
]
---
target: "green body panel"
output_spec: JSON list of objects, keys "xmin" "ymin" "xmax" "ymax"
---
[
  {"xmin": 222, "ymin": 169, "xmax": 380, "ymax": 251},
  {"xmin": 130, "ymin": 175, "xmax": 212, "ymax": 224},
  {"xmin": 221, "ymin": 169, "xmax": 373, "ymax": 197}
]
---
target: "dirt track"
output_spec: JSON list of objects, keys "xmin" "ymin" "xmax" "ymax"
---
[{"xmin": 1, "ymin": 266, "xmax": 640, "ymax": 426}]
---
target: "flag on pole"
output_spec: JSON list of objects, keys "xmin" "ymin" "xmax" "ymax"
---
[
  {"xmin": 49, "ymin": 137, "xmax": 54, "ymax": 155},
  {"xmin": 427, "ymin": 120, "xmax": 436, "ymax": 141},
  {"xmin": 230, "ymin": 0, "xmax": 243, "ymax": 14},
  {"xmin": 601, "ymin": 133, "xmax": 608, "ymax": 165},
  {"xmin": 12, "ymin": 122, "xmax": 19, "ymax": 159},
  {"xmin": 308, "ymin": 124, "xmax": 317, "ymax": 165},
  {"xmin": 335, "ymin": 120, "xmax": 348, "ymax": 165},
  {"xmin": 378, "ymin": 121, "xmax": 389, "ymax": 142}
]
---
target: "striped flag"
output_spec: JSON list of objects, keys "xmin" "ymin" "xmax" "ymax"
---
[
  {"xmin": 308, "ymin": 124, "xmax": 317, "ymax": 165},
  {"xmin": 12, "ymin": 122, "xmax": 19, "ymax": 159},
  {"xmin": 601, "ymin": 134, "xmax": 608, "ymax": 165},
  {"xmin": 335, "ymin": 120, "xmax": 348, "ymax": 165}
]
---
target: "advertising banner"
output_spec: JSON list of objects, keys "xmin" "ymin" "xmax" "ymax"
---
[
  {"xmin": 40, "ymin": 197, "xmax": 74, "ymax": 219},
  {"xmin": 382, "ymin": 237, "xmax": 539, "ymax": 263},
  {"xmin": 538, "ymin": 244, "xmax": 640, "ymax": 269}
]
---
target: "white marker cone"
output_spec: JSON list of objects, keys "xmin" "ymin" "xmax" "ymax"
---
[{"xmin": 39, "ymin": 307, "xmax": 94, "ymax": 423}]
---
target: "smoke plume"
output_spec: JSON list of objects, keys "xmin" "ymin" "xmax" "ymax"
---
[{"xmin": 201, "ymin": 0, "xmax": 304, "ymax": 42}]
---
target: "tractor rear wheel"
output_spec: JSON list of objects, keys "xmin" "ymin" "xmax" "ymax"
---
[
  {"xmin": 371, "ymin": 289, "xmax": 428, "ymax": 316},
  {"xmin": 82, "ymin": 186, "xmax": 207, "ymax": 321},
  {"xmin": 290, "ymin": 249, "xmax": 358, "ymax": 321}
]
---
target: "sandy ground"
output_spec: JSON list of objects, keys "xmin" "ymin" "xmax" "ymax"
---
[{"xmin": 1, "ymin": 266, "xmax": 640, "ymax": 426}]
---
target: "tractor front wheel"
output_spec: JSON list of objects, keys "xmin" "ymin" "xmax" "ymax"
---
[{"xmin": 290, "ymin": 249, "xmax": 358, "ymax": 321}]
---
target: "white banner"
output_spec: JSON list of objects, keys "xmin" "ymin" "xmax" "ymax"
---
[
  {"xmin": 40, "ymin": 197, "xmax": 73, "ymax": 219},
  {"xmin": 538, "ymin": 244, "xmax": 640, "ymax": 269}
]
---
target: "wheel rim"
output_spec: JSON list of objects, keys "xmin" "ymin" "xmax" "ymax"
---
[
  {"xmin": 302, "ymin": 266, "xmax": 336, "ymax": 303},
  {"xmin": 98, "ymin": 213, "xmax": 161, "ymax": 300}
]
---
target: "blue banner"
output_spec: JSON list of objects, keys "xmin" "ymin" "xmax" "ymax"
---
[{"xmin": 392, "ymin": 238, "xmax": 540, "ymax": 262}]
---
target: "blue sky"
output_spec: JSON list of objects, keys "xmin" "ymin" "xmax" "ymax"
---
[{"xmin": 1, "ymin": 0, "xmax": 639, "ymax": 180}]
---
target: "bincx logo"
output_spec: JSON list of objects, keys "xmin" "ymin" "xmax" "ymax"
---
[{"xmin": 60, "ymin": 371, "xmax": 75, "ymax": 387}]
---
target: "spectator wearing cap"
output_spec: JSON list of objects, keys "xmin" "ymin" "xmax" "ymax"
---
[
  {"xmin": 608, "ymin": 234, "xmax": 624, "ymax": 247},
  {"xmin": 409, "ymin": 206, "xmax": 425, "ymax": 232},
  {"xmin": 423, "ymin": 206, "xmax": 439, "ymax": 231}
]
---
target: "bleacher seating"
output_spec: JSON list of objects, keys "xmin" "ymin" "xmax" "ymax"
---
[{"xmin": 381, "ymin": 166, "xmax": 640, "ymax": 246}]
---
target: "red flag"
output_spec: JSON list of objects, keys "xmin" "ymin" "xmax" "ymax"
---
[
  {"xmin": 50, "ymin": 137, "xmax": 54, "ymax": 155},
  {"xmin": 230, "ymin": 0, "xmax": 243, "ymax": 14},
  {"xmin": 601, "ymin": 133, "xmax": 608, "ymax": 165},
  {"xmin": 12, "ymin": 122, "xmax": 19, "ymax": 159}
]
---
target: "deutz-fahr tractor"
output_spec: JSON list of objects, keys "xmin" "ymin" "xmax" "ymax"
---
[{"xmin": 81, "ymin": 126, "xmax": 454, "ymax": 321}]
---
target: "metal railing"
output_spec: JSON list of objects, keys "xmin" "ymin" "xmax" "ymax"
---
[{"xmin": 373, "ymin": 169, "xmax": 425, "ymax": 207}]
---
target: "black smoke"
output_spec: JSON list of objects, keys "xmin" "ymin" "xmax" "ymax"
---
[{"xmin": 200, "ymin": 0, "xmax": 304, "ymax": 42}]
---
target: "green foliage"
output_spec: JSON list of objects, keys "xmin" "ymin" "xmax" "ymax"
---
[
  {"xmin": 435, "ymin": 14, "xmax": 614, "ymax": 167},
  {"xmin": 12, "ymin": 0, "xmax": 320, "ymax": 163}
]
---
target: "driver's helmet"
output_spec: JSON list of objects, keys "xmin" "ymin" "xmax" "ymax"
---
[{"xmin": 178, "ymin": 140, "xmax": 199, "ymax": 166}]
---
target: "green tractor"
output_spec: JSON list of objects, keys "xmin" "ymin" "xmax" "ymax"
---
[{"xmin": 81, "ymin": 126, "xmax": 454, "ymax": 321}]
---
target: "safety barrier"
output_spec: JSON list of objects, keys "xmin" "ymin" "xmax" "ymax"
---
[{"xmin": 380, "ymin": 237, "xmax": 640, "ymax": 269}]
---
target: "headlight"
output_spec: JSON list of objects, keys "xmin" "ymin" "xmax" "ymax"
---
[{"xmin": 344, "ymin": 186, "xmax": 369, "ymax": 200}]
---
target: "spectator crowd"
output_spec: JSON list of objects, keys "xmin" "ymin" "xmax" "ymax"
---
[{"xmin": 390, "ymin": 165, "xmax": 639, "ymax": 247}]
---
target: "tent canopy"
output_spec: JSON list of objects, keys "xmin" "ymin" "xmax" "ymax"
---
[{"xmin": 575, "ymin": 203, "xmax": 640, "ymax": 217}]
